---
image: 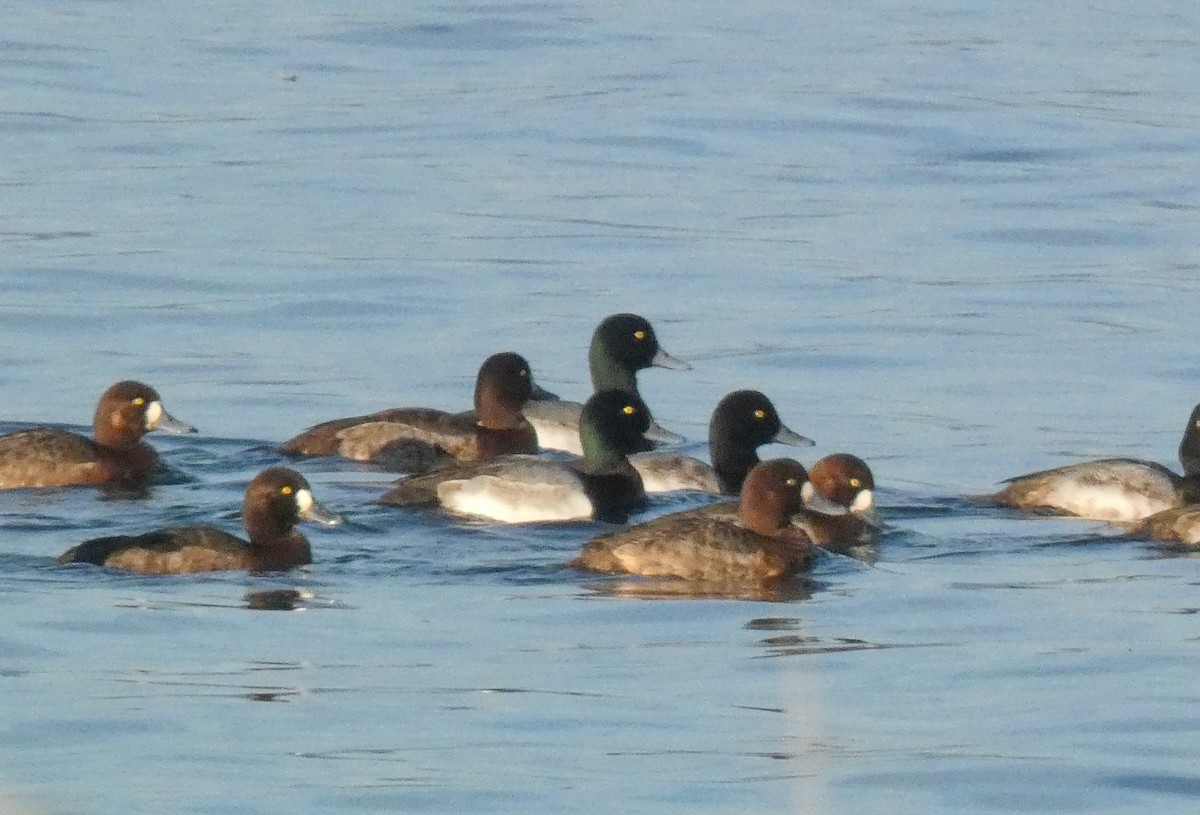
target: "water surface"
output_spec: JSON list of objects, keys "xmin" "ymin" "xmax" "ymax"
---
[{"xmin": 2, "ymin": 1, "xmax": 1200, "ymax": 813}]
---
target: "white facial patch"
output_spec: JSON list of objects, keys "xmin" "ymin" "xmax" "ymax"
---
[
  {"xmin": 295, "ymin": 489, "xmax": 314, "ymax": 514},
  {"xmin": 144, "ymin": 400, "xmax": 163, "ymax": 429},
  {"xmin": 801, "ymin": 482, "xmax": 814, "ymax": 502},
  {"xmin": 850, "ymin": 489, "xmax": 875, "ymax": 513}
]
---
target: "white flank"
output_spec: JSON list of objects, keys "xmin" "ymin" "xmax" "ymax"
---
[
  {"xmin": 437, "ymin": 471, "xmax": 593, "ymax": 523},
  {"xmin": 1041, "ymin": 482, "xmax": 1171, "ymax": 522}
]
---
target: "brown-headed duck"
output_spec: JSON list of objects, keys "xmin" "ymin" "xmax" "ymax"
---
[
  {"xmin": 796, "ymin": 453, "xmax": 881, "ymax": 548},
  {"xmin": 0, "ymin": 380, "xmax": 195, "ymax": 490},
  {"xmin": 57, "ymin": 467, "xmax": 341, "ymax": 573},
  {"xmin": 1129, "ymin": 504, "xmax": 1200, "ymax": 547},
  {"xmin": 279, "ymin": 352, "xmax": 542, "ymax": 472},
  {"xmin": 570, "ymin": 458, "xmax": 818, "ymax": 582},
  {"xmin": 523, "ymin": 313, "xmax": 688, "ymax": 454},
  {"xmin": 379, "ymin": 390, "xmax": 669, "ymax": 523}
]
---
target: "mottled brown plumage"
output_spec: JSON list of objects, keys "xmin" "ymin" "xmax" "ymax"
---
[
  {"xmin": 57, "ymin": 467, "xmax": 340, "ymax": 574},
  {"xmin": 1129, "ymin": 504, "xmax": 1200, "ymax": 546},
  {"xmin": 278, "ymin": 352, "xmax": 539, "ymax": 471},
  {"xmin": 572, "ymin": 459, "xmax": 816, "ymax": 582},
  {"xmin": 0, "ymin": 380, "xmax": 195, "ymax": 490}
]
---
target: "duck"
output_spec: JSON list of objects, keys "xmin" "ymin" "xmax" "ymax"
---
[
  {"xmin": 0, "ymin": 380, "xmax": 195, "ymax": 490},
  {"xmin": 56, "ymin": 467, "xmax": 341, "ymax": 573},
  {"xmin": 793, "ymin": 454, "xmax": 881, "ymax": 553},
  {"xmin": 985, "ymin": 405, "xmax": 1200, "ymax": 522},
  {"xmin": 278, "ymin": 352, "xmax": 542, "ymax": 472},
  {"xmin": 378, "ymin": 389, "xmax": 664, "ymax": 523},
  {"xmin": 629, "ymin": 389, "xmax": 814, "ymax": 494},
  {"xmin": 646, "ymin": 452, "xmax": 877, "ymax": 550},
  {"xmin": 1128, "ymin": 504, "xmax": 1200, "ymax": 546},
  {"xmin": 987, "ymin": 460, "xmax": 1199, "ymax": 522},
  {"xmin": 523, "ymin": 313, "xmax": 689, "ymax": 454},
  {"xmin": 569, "ymin": 458, "xmax": 818, "ymax": 582}
]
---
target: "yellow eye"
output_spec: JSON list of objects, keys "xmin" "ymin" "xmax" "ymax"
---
[
  {"xmin": 623, "ymin": 405, "xmax": 635, "ymax": 415},
  {"xmin": 849, "ymin": 478, "xmax": 861, "ymax": 488},
  {"xmin": 753, "ymin": 409, "xmax": 765, "ymax": 419},
  {"xmin": 785, "ymin": 478, "xmax": 798, "ymax": 487},
  {"xmin": 132, "ymin": 397, "xmax": 145, "ymax": 407},
  {"xmin": 633, "ymin": 330, "xmax": 645, "ymax": 341},
  {"xmin": 280, "ymin": 485, "xmax": 293, "ymax": 496},
  {"xmin": 520, "ymin": 369, "xmax": 528, "ymax": 377}
]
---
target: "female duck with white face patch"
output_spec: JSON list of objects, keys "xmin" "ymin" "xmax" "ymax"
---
[
  {"xmin": 570, "ymin": 459, "xmax": 820, "ymax": 583},
  {"xmin": 57, "ymin": 467, "xmax": 341, "ymax": 573},
  {"xmin": 0, "ymin": 380, "xmax": 195, "ymax": 490}
]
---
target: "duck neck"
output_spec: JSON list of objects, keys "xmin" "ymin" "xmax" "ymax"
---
[
  {"xmin": 580, "ymin": 423, "xmax": 626, "ymax": 471},
  {"xmin": 1180, "ymin": 474, "xmax": 1200, "ymax": 504},
  {"xmin": 589, "ymin": 343, "xmax": 638, "ymax": 393},
  {"xmin": 710, "ymin": 434, "xmax": 759, "ymax": 495},
  {"xmin": 475, "ymin": 400, "xmax": 523, "ymax": 431},
  {"xmin": 93, "ymin": 415, "xmax": 141, "ymax": 450},
  {"xmin": 739, "ymin": 500, "xmax": 786, "ymax": 537}
]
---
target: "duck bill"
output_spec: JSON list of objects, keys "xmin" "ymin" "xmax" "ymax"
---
[
  {"xmin": 650, "ymin": 348, "xmax": 691, "ymax": 372},
  {"xmin": 528, "ymin": 381, "xmax": 560, "ymax": 401},
  {"xmin": 773, "ymin": 424, "xmax": 815, "ymax": 448},
  {"xmin": 298, "ymin": 495, "xmax": 343, "ymax": 527},
  {"xmin": 801, "ymin": 482, "xmax": 848, "ymax": 515},
  {"xmin": 146, "ymin": 402, "xmax": 198, "ymax": 434},
  {"xmin": 643, "ymin": 419, "xmax": 686, "ymax": 446}
]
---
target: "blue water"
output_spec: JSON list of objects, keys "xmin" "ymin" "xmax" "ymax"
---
[{"xmin": 3, "ymin": 1, "xmax": 1200, "ymax": 812}]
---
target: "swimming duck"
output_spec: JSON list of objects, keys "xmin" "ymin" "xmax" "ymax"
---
[
  {"xmin": 570, "ymin": 459, "xmax": 818, "ymax": 582},
  {"xmin": 523, "ymin": 313, "xmax": 689, "ymax": 454},
  {"xmin": 653, "ymin": 452, "xmax": 876, "ymax": 550},
  {"xmin": 57, "ymin": 467, "xmax": 341, "ymax": 573},
  {"xmin": 793, "ymin": 454, "xmax": 881, "ymax": 552},
  {"xmin": 0, "ymin": 380, "xmax": 195, "ymax": 490},
  {"xmin": 986, "ymin": 404, "xmax": 1200, "ymax": 522},
  {"xmin": 278, "ymin": 352, "xmax": 541, "ymax": 472},
  {"xmin": 378, "ymin": 390, "xmax": 663, "ymax": 523},
  {"xmin": 987, "ymin": 459, "xmax": 1200, "ymax": 523},
  {"xmin": 629, "ymin": 389, "xmax": 814, "ymax": 494},
  {"xmin": 1129, "ymin": 504, "xmax": 1200, "ymax": 546}
]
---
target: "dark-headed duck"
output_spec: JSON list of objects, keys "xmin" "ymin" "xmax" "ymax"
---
[
  {"xmin": 523, "ymin": 313, "xmax": 688, "ymax": 454},
  {"xmin": 379, "ymin": 390, "xmax": 667, "ymax": 523},
  {"xmin": 570, "ymin": 459, "xmax": 818, "ymax": 582},
  {"xmin": 0, "ymin": 380, "xmax": 195, "ymax": 490},
  {"xmin": 630, "ymin": 389, "xmax": 814, "ymax": 494},
  {"xmin": 57, "ymin": 467, "xmax": 341, "ymax": 573},
  {"xmin": 1178, "ymin": 403, "xmax": 1200, "ymax": 476},
  {"xmin": 279, "ymin": 352, "xmax": 542, "ymax": 472}
]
